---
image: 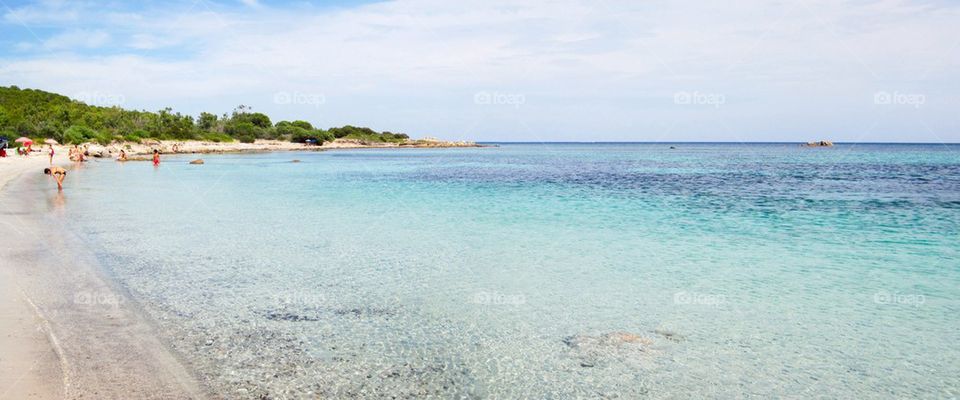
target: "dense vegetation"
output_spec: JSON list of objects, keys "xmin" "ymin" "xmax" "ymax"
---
[{"xmin": 0, "ymin": 86, "xmax": 409, "ymax": 146}]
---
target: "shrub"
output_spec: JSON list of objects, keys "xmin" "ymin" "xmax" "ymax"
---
[
  {"xmin": 63, "ymin": 125, "xmax": 97, "ymax": 144},
  {"xmin": 225, "ymin": 121, "xmax": 261, "ymax": 139},
  {"xmin": 200, "ymin": 132, "xmax": 234, "ymax": 142},
  {"xmin": 123, "ymin": 130, "xmax": 148, "ymax": 142},
  {"xmin": 290, "ymin": 129, "xmax": 334, "ymax": 145},
  {"xmin": 95, "ymin": 133, "xmax": 113, "ymax": 145},
  {"xmin": 236, "ymin": 133, "xmax": 256, "ymax": 143}
]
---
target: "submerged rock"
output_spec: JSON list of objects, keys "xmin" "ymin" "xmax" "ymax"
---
[
  {"xmin": 264, "ymin": 311, "xmax": 320, "ymax": 322},
  {"xmin": 653, "ymin": 328, "xmax": 685, "ymax": 342},
  {"xmin": 563, "ymin": 331, "xmax": 654, "ymax": 349},
  {"xmin": 262, "ymin": 305, "xmax": 397, "ymax": 323},
  {"xmin": 332, "ymin": 307, "xmax": 395, "ymax": 318},
  {"xmin": 563, "ymin": 331, "xmax": 656, "ymax": 368}
]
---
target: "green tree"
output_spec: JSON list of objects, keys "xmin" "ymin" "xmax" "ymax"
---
[
  {"xmin": 226, "ymin": 121, "xmax": 259, "ymax": 143},
  {"xmin": 198, "ymin": 112, "xmax": 219, "ymax": 131},
  {"xmin": 0, "ymin": 86, "xmax": 418, "ymax": 146}
]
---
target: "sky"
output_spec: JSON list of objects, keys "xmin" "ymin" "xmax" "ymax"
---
[{"xmin": 1, "ymin": 0, "xmax": 958, "ymax": 142}]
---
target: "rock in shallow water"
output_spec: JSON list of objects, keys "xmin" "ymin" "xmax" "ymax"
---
[
  {"xmin": 653, "ymin": 328, "xmax": 685, "ymax": 342},
  {"xmin": 189, "ymin": 159, "xmax": 204, "ymax": 165},
  {"xmin": 563, "ymin": 331, "xmax": 654, "ymax": 349},
  {"xmin": 563, "ymin": 331, "xmax": 657, "ymax": 368}
]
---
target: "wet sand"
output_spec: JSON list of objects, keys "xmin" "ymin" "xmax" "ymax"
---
[
  {"xmin": 0, "ymin": 156, "xmax": 206, "ymax": 399},
  {"xmin": 0, "ymin": 153, "xmax": 64, "ymax": 399}
]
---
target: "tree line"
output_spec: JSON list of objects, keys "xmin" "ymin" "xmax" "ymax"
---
[{"xmin": 0, "ymin": 86, "xmax": 409, "ymax": 145}]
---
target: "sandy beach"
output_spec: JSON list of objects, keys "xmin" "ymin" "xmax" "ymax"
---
[
  {"xmin": 0, "ymin": 151, "xmax": 207, "ymax": 399},
  {"xmin": 0, "ymin": 153, "xmax": 64, "ymax": 399},
  {"xmin": 78, "ymin": 138, "xmax": 481, "ymax": 161}
]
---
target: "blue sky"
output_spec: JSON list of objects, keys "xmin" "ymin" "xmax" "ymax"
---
[{"xmin": 1, "ymin": 0, "xmax": 958, "ymax": 142}]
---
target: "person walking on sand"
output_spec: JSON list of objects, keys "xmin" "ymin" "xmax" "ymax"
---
[
  {"xmin": 48, "ymin": 144, "xmax": 55, "ymax": 165},
  {"xmin": 44, "ymin": 166, "xmax": 67, "ymax": 190},
  {"xmin": 152, "ymin": 149, "xmax": 160, "ymax": 166}
]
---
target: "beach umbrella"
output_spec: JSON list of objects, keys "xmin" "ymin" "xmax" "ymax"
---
[
  {"xmin": 14, "ymin": 137, "xmax": 33, "ymax": 144},
  {"xmin": 44, "ymin": 139, "xmax": 58, "ymax": 145}
]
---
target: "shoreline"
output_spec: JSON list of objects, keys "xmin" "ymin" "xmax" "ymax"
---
[
  {"xmin": 82, "ymin": 138, "xmax": 486, "ymax": 161},
  {"xmin": 0, "ymin": 155, "xmax": 67, "ymax": 400},
  {"xmin": 0, "ymin": 142, "xmax": 483, "ymax": 399},
  {"xmin": 0, "ymin": 157, "xmax": 208, "ymax": 399}
]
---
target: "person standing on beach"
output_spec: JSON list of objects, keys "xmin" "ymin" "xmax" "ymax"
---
[
  {"xmin": 47, "ymin": 144, "xmax": 54, "ymax": 165},
  {"xmin": 152, "ymin": 149, "xmax": 160, "ymax": 166},
  {"xmin": 44, "ymin": 166, "xmax": 67, "ymax": 190}
]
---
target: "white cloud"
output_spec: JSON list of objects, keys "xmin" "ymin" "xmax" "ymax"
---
[
  {"xmin": 42, "ymin": 29, "xmax": 110, "ymax": 50},
  {"xmin": 1, "ymin": 0, "xmax": 958, "ymax": 141},
  {"xmin": 2, "ymin": 0, "xmax": 83, "ymax": 24}
]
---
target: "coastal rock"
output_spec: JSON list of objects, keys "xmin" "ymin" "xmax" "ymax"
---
[
  {"xmin": 803, "ymin": 140, "xmax": 833, "ymax": 147},
  {"xmin": 189, "ymin": 159, "xmax": 204, "ymax": 165},
  {"xmin": 86, "ymin": 144, "xmax": 110, "ymax": 158}
]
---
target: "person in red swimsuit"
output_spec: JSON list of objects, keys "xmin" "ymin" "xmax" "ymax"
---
[{"xmin": 152, "ymin": 149, "xmax": 160, "ymax": 166}]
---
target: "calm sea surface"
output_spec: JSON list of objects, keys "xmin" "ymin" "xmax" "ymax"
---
[{"xmin": 59, "ymin": 143, "xmax": 959, "ymax": 398}]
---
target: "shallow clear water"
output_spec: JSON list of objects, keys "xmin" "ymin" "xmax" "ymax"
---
[{"xmin": 61, "ymin": 144, "xmax": 959, "ymax": 398}]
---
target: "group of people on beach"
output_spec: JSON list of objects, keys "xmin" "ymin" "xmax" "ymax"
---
[
  {"xmin": 67, "ymin": 145, "xmax": 86, "ymax": 162},
  {"xmin": 0, "ymin": 146, "xmax": 32, "ymax": 157},
  {"xmin": 41, "ymin": 146, "xmax": 161, "ymax": 191}
]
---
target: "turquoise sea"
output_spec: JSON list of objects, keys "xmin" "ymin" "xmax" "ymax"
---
[{"xmin": 49, "ymin": 144, "xmax": 960, "ymax": 398}]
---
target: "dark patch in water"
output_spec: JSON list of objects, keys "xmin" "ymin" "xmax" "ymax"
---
[
  {"xmin": 263, "ymin": 306, "xmax": 397, "ymax": 322},
  {"xmin": 264, "ymin": 311, "xmax": 320, "ymax": 322},
  {"xmin": 332, "ymin": 307, "xmax": 395, "ymax": 318}
]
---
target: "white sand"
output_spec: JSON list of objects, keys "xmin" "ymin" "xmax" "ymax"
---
[
  {"xmin": 0, "ymin": 151, "xmax": 66, "ymax": 399},
  {"xmin": 0, "ymin": 149, "xmax": 61, "ymax": 189},
  {"xmin": 0, "ymin": 150, "xmax": 206, "ymax": 398}
]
